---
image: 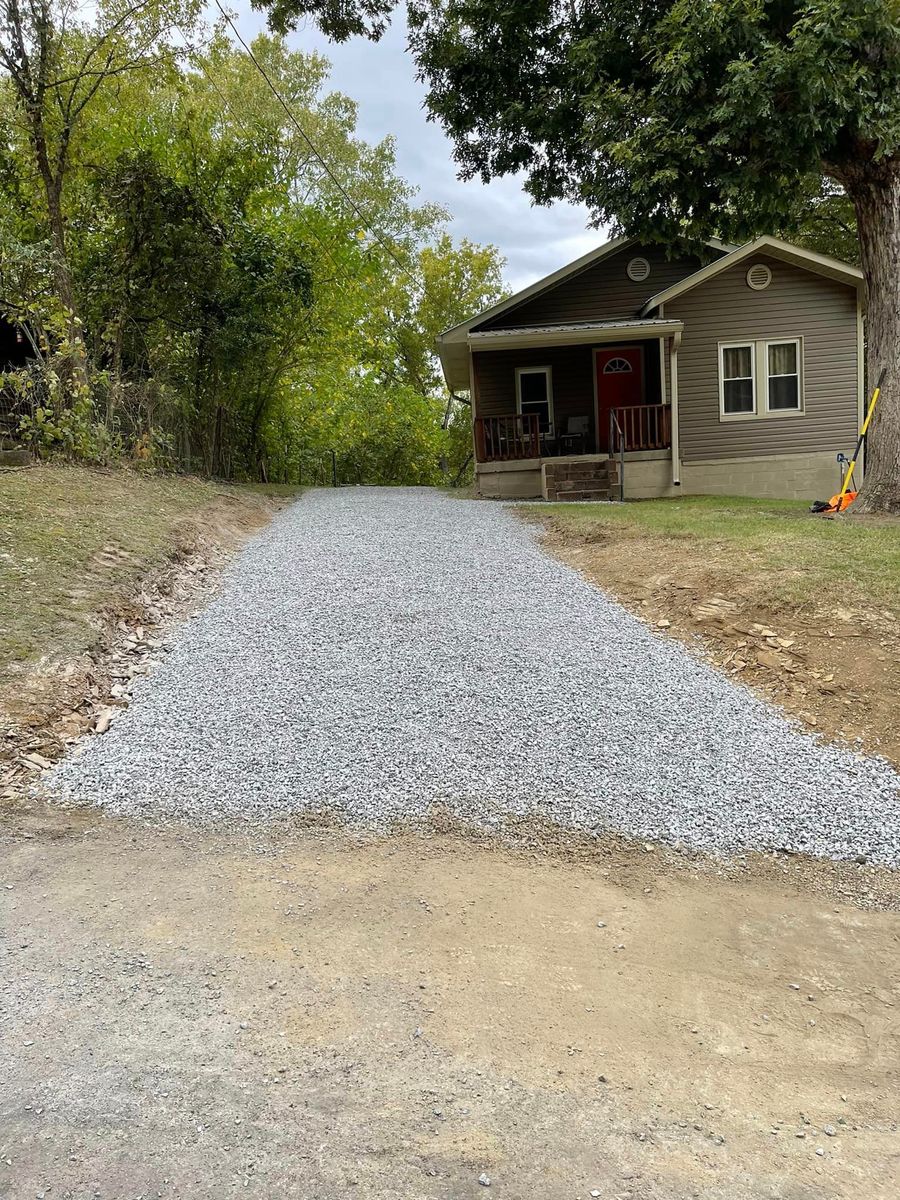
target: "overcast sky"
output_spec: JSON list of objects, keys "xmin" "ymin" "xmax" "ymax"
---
[{"xmin": 231, "ymin": 4, "xmax": 605, "ymax": 290}]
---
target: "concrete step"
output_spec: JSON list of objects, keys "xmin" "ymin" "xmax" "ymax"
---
[{"xmin": 552, "ymin": 487, "xmax": 612, "ymax": 502}]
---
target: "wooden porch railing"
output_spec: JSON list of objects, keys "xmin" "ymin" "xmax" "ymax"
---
[
  {"xmin": 609, "ymin": 404, "xmax": 671, "ymax": 452},
  {"xmin": 474, "ymin": 412, "xmax": 541, "ymax": 462}
]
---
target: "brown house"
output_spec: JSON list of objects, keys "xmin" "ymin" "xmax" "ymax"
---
[{"xmin": 437, "ymin": 235, "xmax": 864, "ymax": 501}]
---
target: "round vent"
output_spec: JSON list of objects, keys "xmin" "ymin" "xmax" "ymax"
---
[
  {"xmin": 626, "ymin": 256, "xmax": 651, "ymax": 282},
  {"xmin": 746, "ymin": 263, "xmax": 772, "ymax": 291}
]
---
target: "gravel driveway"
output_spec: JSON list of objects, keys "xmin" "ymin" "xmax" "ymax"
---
[{"xmin": 46, "ymin": 488, "xmax": 900, "ymax": 863}]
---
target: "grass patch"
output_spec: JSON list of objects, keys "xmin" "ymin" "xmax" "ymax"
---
[
  {"xmin": 0, "ymin": 465, "xmax": 269, "ymax": 679},
  {"xmin": 243, "ymin": 482, "xmax": 305, "ymax": 498},
  {"xmin": 537, "ymin": 495, "xmax": 900, "ymax": 612}
]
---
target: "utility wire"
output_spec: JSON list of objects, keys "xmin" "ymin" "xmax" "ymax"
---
[
  {"xmin": 213, "ymin": 0, "xmax": 418, "ymax": 284},
  {"xmin": 179, "ymin": 34, "xmax": 360, "ymax": 287}
]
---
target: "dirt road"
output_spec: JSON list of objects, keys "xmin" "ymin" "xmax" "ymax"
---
[{"xmin": 3, "ymin": 804, "xmax": 899, "ymax": 1199}]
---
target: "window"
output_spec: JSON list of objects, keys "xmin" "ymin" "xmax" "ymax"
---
[
  {"xmin": 603, "ymin": 357, "xmax": 633, "ymax": 374},
  {"xmin": 720, "ymin": 344, "xmax": 755, "ymax": 415},
  {"xmin": 718, "ymin": 338, "xmax": 803, "ymax": 420},
  {"xmin": 766, "ymin": 340, "xmax": 800, "ymax": 411},
  {"xmin": 516, "ymin": 366, "xmax": 554, "ymax": 435}
]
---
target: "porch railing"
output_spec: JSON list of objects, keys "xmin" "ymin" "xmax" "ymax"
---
[
  {"xmin": 609, "ymin": 403, "xmax": 672, "ymax": 452},
  {"xmin": 474, "ymin": 412, "xmax": 541, "ymax": 462}
]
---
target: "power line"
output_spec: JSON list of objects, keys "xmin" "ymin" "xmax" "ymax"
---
[
  {"xmin": 175, "ymin": 24, "xmax": 366, "ymax": 289},
  {"xmin": 213, "ymin": 0, "xmax": 418, "ymax": 285}
]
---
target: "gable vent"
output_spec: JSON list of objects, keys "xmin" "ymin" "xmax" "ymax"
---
[
  {"xmin": 746, "ymin": 263, "xmax": 772, "ymax": 291},
  {"xmin": 626, "ymin": 256, "xmax": 651, "ymax": 282}
]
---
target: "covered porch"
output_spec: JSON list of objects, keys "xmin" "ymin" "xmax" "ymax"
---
[
  {"xmin": 462, "ymin": 318, "xmax": 683, "ymax": 500},
  {"xmin": 473, "ymin": 403, "xmax": 672, "ymax": 463}
]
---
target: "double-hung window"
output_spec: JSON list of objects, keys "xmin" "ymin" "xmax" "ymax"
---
[
  {"xmin": 766, "ymin": 340, "xmax": 801, "ymax": 411},
  {"xmin": 516, "ymin": 366, "xmax": 554, "ymax": 435},
  {"xmin": 719, "ymin": 338, "xmax": 803, "ymax": 419},
  {"xmin": 720, "ymin": 344, "xmax": 755, "ymax": 415}
]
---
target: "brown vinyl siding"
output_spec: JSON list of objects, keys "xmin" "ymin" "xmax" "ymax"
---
[
  {"xmin": 668, "ymin": 255, "xmax": 860, "ymax": 462},
  {"xmin": 473, "ymin": 346, "xmax": 594, "ymax": 433},
  {"xmin": 472, "ymin": 340, "xmax": 663, "ymax": 452},
  {"xmin": 475, "ymin": 244, "xmax": 717, "ymax": 330}
]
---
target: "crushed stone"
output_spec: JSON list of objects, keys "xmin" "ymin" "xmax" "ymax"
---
[{"xmin": 44, "ymin": 488, "xmax": 900, "ymax": 865}]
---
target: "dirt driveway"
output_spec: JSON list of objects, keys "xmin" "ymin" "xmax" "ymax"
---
[{"xmin": 3, "ymin": 805, "xmax": 899, "ymax": 1199}]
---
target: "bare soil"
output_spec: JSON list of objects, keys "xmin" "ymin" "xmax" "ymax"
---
[
  {"xmin": 2, "ymin": 803, "xmax": 899, "ymax": 1199},
  {"xmin": 536, "ymin": 516, "xmax": 900, "ymax": 767}
]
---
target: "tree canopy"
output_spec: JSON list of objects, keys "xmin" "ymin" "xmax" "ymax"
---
[{"xmin": 0, "ymin": 7, "xmax": 506, "ymax": 484}]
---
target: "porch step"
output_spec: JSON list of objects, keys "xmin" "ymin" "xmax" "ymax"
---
[
  {"xmin": 556, "ymin": 489, "xmax": 612, "ymax": 502},
  {"xmin": 542, "ymin": 457, "xmax": 618, "ymax": 502}
]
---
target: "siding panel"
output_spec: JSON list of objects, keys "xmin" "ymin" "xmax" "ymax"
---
[
  {"xmin": 668, "ymin": 255, "xmax": 859, "ymax": 462},
  {"xmin": 476, "ymin": 244, "xmax": 714, "ymax": 330}
]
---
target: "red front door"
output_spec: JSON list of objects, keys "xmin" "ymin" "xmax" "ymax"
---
[{"xmin": 595, "ymin": 347, "xmax": 643, "ymax": 450}]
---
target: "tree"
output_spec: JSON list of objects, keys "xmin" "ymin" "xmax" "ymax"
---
[
  {"xmin": 0, "ymin": 0, "xmax": 198, "ymax": 377},
  {"xmin": 1, "ymin": 16, "xmax": 508, "ymax": 483},
  {"xmin": 780, "ymin": 177, "xmax": 859, "ymax": 266},
  {"xmin": 258, "ymin": 0, "xmax": 900, "ymax": 513}
]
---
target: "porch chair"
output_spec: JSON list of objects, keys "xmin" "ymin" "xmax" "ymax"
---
[{"xmin": 559, "ymin": 414, "xmax": 590, "ymax": 455}]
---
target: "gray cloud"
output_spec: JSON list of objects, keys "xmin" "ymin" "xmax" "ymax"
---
[{"xmin": 233, "ymin": 3, "xmax": 604, "ymax": 290}]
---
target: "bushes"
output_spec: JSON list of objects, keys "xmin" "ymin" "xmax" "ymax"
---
[{"xmin": 0, "ymin": 30, "xmax": 503, "ymax": 485}]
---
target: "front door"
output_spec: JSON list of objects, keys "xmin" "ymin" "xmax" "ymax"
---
[{"xmin": 595, "ymin": 346, "xmax": 643, "ymax": 450}]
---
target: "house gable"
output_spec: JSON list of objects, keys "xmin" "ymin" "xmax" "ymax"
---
[
  {"xmin": 474, "ymin": 241, "xmax": 725, "ymax": 332},
  {"xmin": 667, "ymin": 252, "xmax": 861, "ymax": 464},
  {"xmin": 641, "ymin": 236, "xmax": 863, "ymax": 316}
]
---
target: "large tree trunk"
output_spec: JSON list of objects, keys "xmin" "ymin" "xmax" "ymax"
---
[{"xmin": 847, "ymin": 165, "xmax": 900, "ymax": 513}]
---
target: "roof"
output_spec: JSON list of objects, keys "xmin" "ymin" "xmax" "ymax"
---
[
  {"xmin": 468, "ymin": 318, "xmax": 683, "ymax": 351},
  {"xmin": 435, "ymin": 231, "xmax": 863, "ymax": 393},
  {"xmin": 641, "ymin": 236, "xmax": 863, "ymax": 316},
  {"xmin": 436, "ymin": 233, "xmax": 726, "ymax": 391},
  {"xmin": 470, "ymin": 318, "xmax": 676, "ymax": 337},
  {"xmin": 438, "ymin": 234, "xmax": 732, "ymax": 347},
  {"xmin": 439, "ymin": 235, "xmax": 632, "ymax": 346}
]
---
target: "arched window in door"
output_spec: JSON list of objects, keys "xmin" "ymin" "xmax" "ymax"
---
[{"xmin": 603, "ymin": 357, "xmax": 633, "ymax": 374}]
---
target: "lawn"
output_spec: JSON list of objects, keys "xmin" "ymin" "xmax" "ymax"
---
[
  {"xmin": 0, "ymin": 465, "xmax": 274, "ymax": 679},
  {"xmin": 539, "ymin": 494, "xmax": 900, "ymax": 612}
]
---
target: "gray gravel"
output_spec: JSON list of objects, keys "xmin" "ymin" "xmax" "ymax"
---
[{"xmin": 45, "ymin": 487, "xmax": 900, "ymax": 864}]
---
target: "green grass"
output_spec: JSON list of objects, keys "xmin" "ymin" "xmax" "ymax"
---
[
  {"xmin": 243, "ymin": 482, "xmax": 305, "ymax": 498},
  {"xmin": 537, "ymin": 495, "xmax": 900, "ymax": 611},
  {"xmin": 0, "ymin": 465, "xmax": 267, "ymax": 680}
]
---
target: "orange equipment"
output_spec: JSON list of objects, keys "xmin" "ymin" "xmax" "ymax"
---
[{"xmin": 810, "ymin": 368, "xmax": 884, "ymax": 515}]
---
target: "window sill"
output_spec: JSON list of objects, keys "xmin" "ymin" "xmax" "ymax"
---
[{"xmin": 719, "ymin": 407, "xmax": 805, "ymax": 423}]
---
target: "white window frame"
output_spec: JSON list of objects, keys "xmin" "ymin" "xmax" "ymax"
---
[
  {"xmin": 718, "ymin": 342, "xmax": 756, "ymax": 420},
  {"xmin": 515, "ymin": 365, "xmax": 555, "ymax": 436},
  {"xmin": 764, "ymin": 337, "xmax": 802, "ymax": 414},
  {"xmin": 718, "ymin": 337, "xmax": 805, "ymax": 422}
]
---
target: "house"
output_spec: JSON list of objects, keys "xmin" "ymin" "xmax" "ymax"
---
[{"xmin": 436, "ymin": 235, "xmax": 864, "ymax": 501}]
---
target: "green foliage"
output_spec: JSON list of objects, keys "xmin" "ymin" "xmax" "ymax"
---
[
  {"xmin": 776, "ymin": 177, "xmax": 859, "ymax": 265},
  {"xmin": 252, "ymin": 0, "xmax": 894, "ymax": 252},
  {"xmin": 396, "ymin": 1, "xmax": 900, "ymax": 250},
  {"xmin": 0, "ymin": 12, "xmax": 507, "ymax": 485}
]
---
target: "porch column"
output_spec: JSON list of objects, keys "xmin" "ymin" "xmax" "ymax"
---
[{"xmin": 669, "ymin": 332, "xmax": 682, "ymax": 487}]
